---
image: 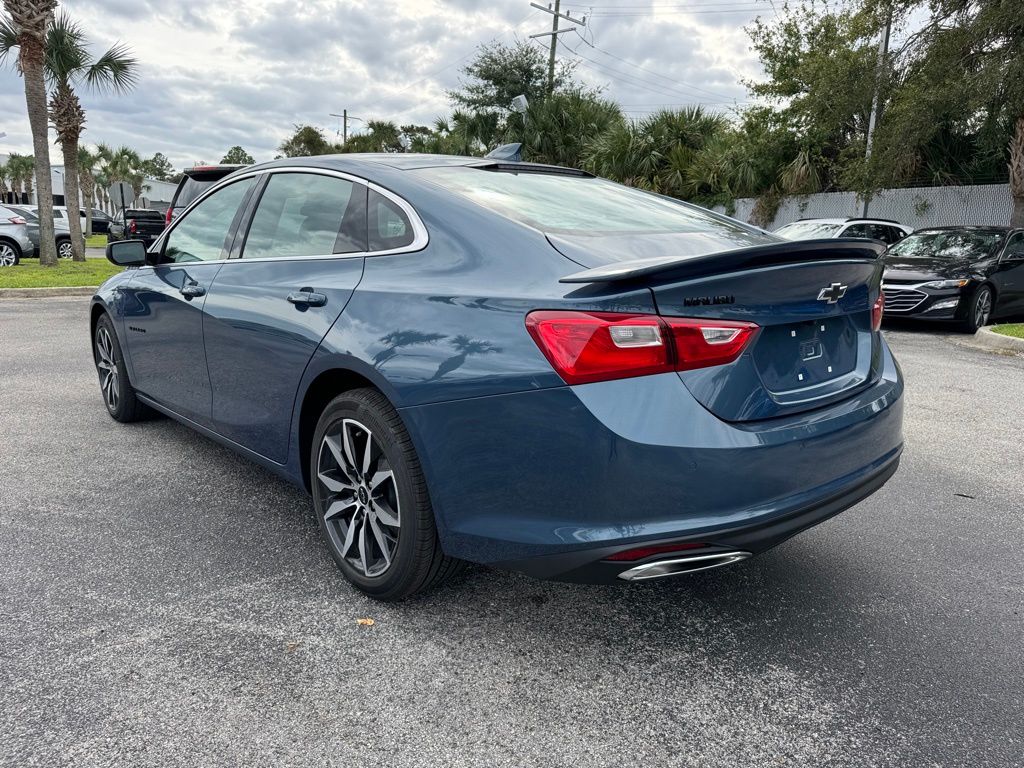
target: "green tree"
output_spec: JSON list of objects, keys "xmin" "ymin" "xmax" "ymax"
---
[
  {"xmin": 449, "ymin": 39, "xmax": 575, "ymax": 115},
  {"xmin": 1, "ymin": 0, "xmax": 58, "ymax": 265},
  {"xmin": 221, "ymin": 145, "xmax": 254, "ymax": 164},
  {"xmin": 141, "ymin": 152, "xmax": 174, "ymax": 181},
  {"xmin": 5, "ymin": 152, "xmax": 33, "ymax": 203},
  {"xmin": 341, "ymin": 120, "xmax": 403, "ymax": 153},
  {"xmin": 34, "ymin": 11, "xmax": 137, "ymax": 260},
  {"xmin": 510, "ymin": 88, "xmax": 624, "ymax": 169},
  {"xmin": 77, "ymin": 145, "xmax": 99, "ymax": 235},
  {"xmin": 98, "ymin": 143, "xmax": 145, "ymax": 207},
  {"xmin": 277, "ymin": 125, "xmax": 340, "ymax": 157}
]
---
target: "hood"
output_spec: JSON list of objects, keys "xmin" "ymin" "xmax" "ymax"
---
[
  {"xmin": 547, "ymin": 229, "xmax": 777, "ymax": 269},
  {"xmin": 882, "ymin": 253, "xmax": 978, "ymax": 281}
]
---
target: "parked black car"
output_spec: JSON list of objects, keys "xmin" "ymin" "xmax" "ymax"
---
[
  {"xmin": 882, "ymin": 226, "xmax": 1024, "ymax": 331},
  {"xmin": 107, "ymin": 208, "xmax": 166, "ymax": 247},
  {"xmin": 165, "ymin": 164, "xmax": 245, "ymax": 225}
]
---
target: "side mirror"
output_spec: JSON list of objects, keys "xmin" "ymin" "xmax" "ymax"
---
[{"xmin": 106, "ymin": 239, "xmax": 148, "ymax": 267}]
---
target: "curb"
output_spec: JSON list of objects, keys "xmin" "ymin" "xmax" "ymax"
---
[
  {"xmin": 968, "ymin": 326, "xmax": 1024, "ymax": 356},
  {"xmin": 0, "ymin": 286, "xmax": 97, "ymax": 299}
]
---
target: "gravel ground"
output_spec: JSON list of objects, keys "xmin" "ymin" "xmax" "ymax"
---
[{"xmin": 1, "ymin": 299, "xmax": 1021, "ymax": 767}]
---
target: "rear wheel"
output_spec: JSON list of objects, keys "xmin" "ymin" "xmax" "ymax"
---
[
  {"xmin": 57, "ymin": 239, "xmax": 73, "ymax": 259},
  {"xmin": 94, "ymin": 314, "xmax": 151, "ymax": 422},
  {"xmin": 311, "ymin": 388, "xmax": 462, "ymax": 600},
  {"xmin": 962, "ymin": 285, "xmax": 993, "ymax": 333},
  {"xmin": 0, "ymin": 241, "xmax": 20, "ymax": 267}
]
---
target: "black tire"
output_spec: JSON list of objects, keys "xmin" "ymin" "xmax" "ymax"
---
[
  {"xmin": 93, "ymin": 313, "xmax": 152, "ymax": 423},
  {"xmin": 311, "ymin": 388, "xmax": 463, "ymax": 600},
  {"xmin": 0, "ymin": 239, "xmax": 20, "ymax": 267},
  {"xmin": 961, "ymin": 285, "xmax": 994, "ymax": 333},
  {"xmin": 57, "ymin": 238, "xmax": 73, "ymax": 259}
]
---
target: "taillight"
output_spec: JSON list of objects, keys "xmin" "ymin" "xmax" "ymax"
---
[
  {"xmin": 165, "ymin": 207, "xmax": 173, "ymax": 225},
  {"xmin": 604, "ymin": 542, "xmax": 709, "ymax": 562},
  {"xmin": 128, "ymin": 218, "xmax": 137, "ymax": 234},
  {"xmin": 8, "ymin": 216, "xmax": 26, "ymax": 225},
  {"xmin": 525, "ymin": 310, "xmax": 758, "ymax": 385},
  {"xmin": 872, "ymin": 292, "xmax": 884, "ymax": 332}
]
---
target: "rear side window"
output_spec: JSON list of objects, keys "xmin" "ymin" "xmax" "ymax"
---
[
  {"xmin": 242, "ymin": 173, "xmax": 366, "ymax": 259},
  {"xmin": 367, "ymin": 189, "xmax": 414, "ymax": 251}
]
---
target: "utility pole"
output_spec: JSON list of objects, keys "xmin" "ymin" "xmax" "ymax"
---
[
  {"xmin": 529, "ymin": 2, "xmax": 586, "ymax": 92},
  {"xmin": 863, "ymin": 6, "xmax": 893, "ymax": 217},
  {"xmin": 330, "ymin": 111, "xmax": 363, "ymax": 146}
]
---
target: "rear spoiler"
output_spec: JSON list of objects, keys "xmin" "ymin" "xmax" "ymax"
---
[{"xmin": 558, "ymin": 239, "xmax": 886, "ymax": 284}]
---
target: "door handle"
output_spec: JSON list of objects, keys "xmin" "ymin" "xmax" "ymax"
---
[
  {"xmin": 287, "ymin": 289, "xmax": 327, "ymax": 307},
  {"xmin": 180, "ymin": 283, "xmax": 206, "ymax": 299}
]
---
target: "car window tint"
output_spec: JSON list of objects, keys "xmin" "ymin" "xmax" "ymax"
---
[
  {"xmin": 176, "ymin": 177, "xmax": 217, "ymax": 209},
  {"xmin": 843, "ymin": 223, "xmax": 869, "ymax": 238},
  {"xmin": 162, "ymin": 178, "xmax": 255, "ymax": 264},
  {"xmin": 243, "ymin": 173, "xmax": 365, "ymax": 259},
  {"xmin": 367, "ymin": 189, "xmax": 414, "ymax": 251},
  {"xmin": 1004, "ymin": 232, "xmax": 1024, "ymax": 256}
]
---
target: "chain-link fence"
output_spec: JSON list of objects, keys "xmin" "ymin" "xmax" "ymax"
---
[{"xmin": 714, "ymin": 183, "xmax": 1015, "ymax": 231}]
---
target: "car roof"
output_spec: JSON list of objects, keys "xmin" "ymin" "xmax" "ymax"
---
[
  {"xmin": 787, "ymin": 218, "xmax": 907, "ymax": 226},
  {"xmin": 243, "ymin": 153, "xmax": 589, "ymax": 176},
  {"xmin": 911, "ymin": 226, "xmax": 1012, "ymax": 234}
]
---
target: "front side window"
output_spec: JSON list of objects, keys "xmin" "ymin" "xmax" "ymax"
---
[
  {"xmin": 243, "ymin": 173, "xmax": 365, "ymax": 259},
  {"xmin": 162, "ymin": 178, "xmax": 256, "ymax": 263}
]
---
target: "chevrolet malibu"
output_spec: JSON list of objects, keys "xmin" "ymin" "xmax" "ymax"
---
[{"xmin": 91, "ymin": 154, "xmax": 904, "ymax": 600}]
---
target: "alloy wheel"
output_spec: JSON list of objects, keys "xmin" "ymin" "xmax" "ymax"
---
[
  {"xmin": 316, "ymin": 418, "xmax": 401, "ymax": 578},
  {"xmin": 0, "ymin": 244, "xmax": 16, "ymax": 267},
  {"xmin": 58, "ymin": 241, "xmax": 73, "ymax": 259},
  {"xmin": 975, "ymin": 289, "xmax": 992, "ymax": 328},
  {"xmin": 95, "ymin": 328, "xmax": 119, "ymax": 412}
]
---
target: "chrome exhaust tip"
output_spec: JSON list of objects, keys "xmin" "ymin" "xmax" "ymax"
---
[{"xmin": 616, "ymin": 551, "xmax": 752, "ymax": 581}]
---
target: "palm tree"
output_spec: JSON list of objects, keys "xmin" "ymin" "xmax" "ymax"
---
[
  {"xmin": 0, "ymin": 159, "xmax": 9, "ymax": 203},
  {"xmin": 44, "ymin": 12, "xmax": 136, "ymax": 260},
  {"xmin": 1, "ymin": 0, "xmax": 59, "ymax": 265},
  {"xmin": 77, "ymin": 144, "xmax": 98, "ymax": 235},
  {"xmin": 97, "ymin": 143, "xmax": 143, "ymax": 209},
  {"xmin": 6, "ymin": 152, "xmax": 33, "ymax": 203}
]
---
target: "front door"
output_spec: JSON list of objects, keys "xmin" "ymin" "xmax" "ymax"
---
[
  {"xmin": 121, "ymin": 177, "xmax": 257, "ymax": 426},
  {"xmin": 202, "ymin": 171, "xmax": 369, "ymax": 462},
  {"xmin": 993, "ymin": 232, "xmax": 1024, "ymax": 317}
]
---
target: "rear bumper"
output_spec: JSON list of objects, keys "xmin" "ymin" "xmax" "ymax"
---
[{"xmin": 401, "ymin": 338, "xmax": 904, "ymax": 581}]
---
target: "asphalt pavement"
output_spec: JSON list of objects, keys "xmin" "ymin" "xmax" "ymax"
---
[{"xmin": 1, "ymin": 298, "xmax": 1021, "ymax": 767}]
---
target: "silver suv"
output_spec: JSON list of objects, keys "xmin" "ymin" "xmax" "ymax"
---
[
  {"xmin": 8, "ymin": 205, "xmax": 80, "ymax": 260},
  {"xmin": 0, "ymin": 205, "xmax": 34, "ymax": 267}
]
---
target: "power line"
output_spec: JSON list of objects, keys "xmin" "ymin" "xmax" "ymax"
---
[{"xmin": 528, "ymin": 1, "xmax": 589, "ymax": 91}]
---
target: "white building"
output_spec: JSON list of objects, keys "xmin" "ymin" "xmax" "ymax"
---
[{"xmin": 0, "ymin": 154, "xmax": 177, "ymax": 213}]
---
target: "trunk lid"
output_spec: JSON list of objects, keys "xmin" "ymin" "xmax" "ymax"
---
[{"xmin": 553, "ymin": 236, "xmax": 885, "ymax": 422}]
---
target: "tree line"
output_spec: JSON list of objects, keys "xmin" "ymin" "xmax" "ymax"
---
[{"xmin": 277, "ymin": 0, "xmax": 1022, "ymax": 227}]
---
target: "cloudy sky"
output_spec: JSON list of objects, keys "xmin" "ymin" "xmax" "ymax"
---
[{"xmin": 0, "ymin": 0, "xmax": 774, "ymax": 170}]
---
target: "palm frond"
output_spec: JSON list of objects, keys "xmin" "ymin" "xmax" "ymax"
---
[{"xmin": 87, "ymin": 42, "xmax": 138, "ymax": 94}]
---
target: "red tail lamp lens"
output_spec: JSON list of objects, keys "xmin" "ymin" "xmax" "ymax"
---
[
  {"xmin": 872, "ymin": 293, "xmax": 884, "ymax": 332},
  {"xmin": 604, "ymin": 542, "xmax": 709, "ymax": 562},
  {"xmin": 525, "ymin": 310, "xmax": 758, "ymax": 385}
]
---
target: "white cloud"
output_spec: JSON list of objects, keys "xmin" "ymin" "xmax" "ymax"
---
[{"xmin": 0, "ymin": 0, "xmax": 769, "ymax": 169}]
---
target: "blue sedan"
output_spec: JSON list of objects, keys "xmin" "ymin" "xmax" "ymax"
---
[{"xmin": 91, "ymin": 154, "xmax": 904, "ymax": 600}]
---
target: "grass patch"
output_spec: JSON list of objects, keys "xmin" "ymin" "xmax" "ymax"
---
[
  {"xmin": 86, "ymin": 234, "xmax": 108, "ymax": 248},
  {"xmin": 0, "ymin": 260, "xmax": 123, "ymax": 289},
  {"xmin": 992, "ymin": 323, "xmax": 1024, "ymax": 339}
]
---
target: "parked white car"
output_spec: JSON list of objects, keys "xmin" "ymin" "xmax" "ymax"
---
[{"xmin": 774, "ymin": 218, "xmax": 913, "ymax": 245}]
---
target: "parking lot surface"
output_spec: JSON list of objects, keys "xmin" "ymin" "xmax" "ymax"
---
[{"xmin": 1, "ymin": 298, "xmax": 1022, "ymax": 767}]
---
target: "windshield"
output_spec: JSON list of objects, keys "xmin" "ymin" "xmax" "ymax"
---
[
  {"xmin": 887, "ymin": 231, "xmax": 1004, "ymax": 260},
  {"xmin": 774, "ymin": 222, "xmax": 843, "ymax": 240},
  {"xmin": 7, "ymin": 206, "xmax": 36, "ymax": 222},
  {"xmin": 415, "ymin": 166, "xmax": 755, "ymax": 237}
]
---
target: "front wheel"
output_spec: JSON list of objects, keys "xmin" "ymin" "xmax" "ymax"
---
[
  {"xmin": 0, "ymin": 241, "xmax": 20, "ymax": 267},
  {"xmin": 93, "ymin": 314, "xmax": 152, "ymax": 422},
  {"xmin": 962, "ymin": 285, "xmax": 993, "ymax": 333},
  {"xmin": 57, "ymin": 239, "xmax": 74, "ymax": 259},
  {"xmin": 311, "ymin": 388, "xmax": 463, "ymax": 600}
]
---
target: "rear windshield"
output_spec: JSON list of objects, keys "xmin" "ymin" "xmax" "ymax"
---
[
  {"xmin": 7, "ymin": 206, "xmax": 36, "ymax": 221},
  {"xmin": 887, "ymin": 230, "xmax": 1004, "ymax": 260},
  {"xmin": 415, "ymin": 166, "xmax": 753, "ymax": 237},
  {"xmin": 175, "ymin": 177, "xmax": 217, "ymax": 209},
  {"xmin": 774, "ymin": 221, "xmax": 843, "ymax": 239},
  {"xmin": 127, "ymin": 209, "xmax": 165, "ymax": 220}
]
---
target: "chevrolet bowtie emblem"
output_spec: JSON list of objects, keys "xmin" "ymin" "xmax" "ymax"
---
[{"xmin": 817, "ymin": 282, "xmax": 848, "ymax": 304}]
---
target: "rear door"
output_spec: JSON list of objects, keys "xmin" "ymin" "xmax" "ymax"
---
[
  {"xmin": 201, "ymin": 170, "xmax": 368, "ymax": 463},
  {"xmin": 120, "ymin": 177, "xmax": 258, "ymax": 426},
  {"xmin": 993, "ymin": 231, "xmax": 1024, "ymax": 315}
]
